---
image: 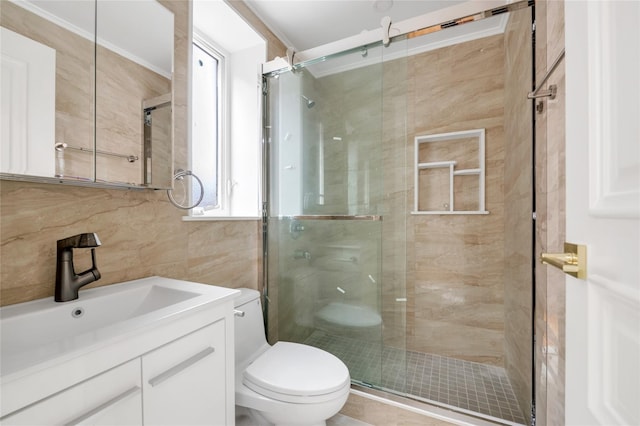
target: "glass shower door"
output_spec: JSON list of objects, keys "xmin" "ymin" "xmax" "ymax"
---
[{"xmin": 264, "ymin": 42, "xmax": 407, "ymax": 391}]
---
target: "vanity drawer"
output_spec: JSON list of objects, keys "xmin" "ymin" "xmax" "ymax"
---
[
  {"xmin": 2, "ymin": 359, "xmax": 142, "ymax": 425},
  {"xmin": 142, "ymin": 319, "xmax": 227, "ymax": 425}
]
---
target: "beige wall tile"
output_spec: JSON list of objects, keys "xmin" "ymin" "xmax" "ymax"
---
[
  {"xmin": 406, "ymin": 34, "xmax": 507, "ymax": 365},
  {"xmin": 0, "ymin": 0, "xmax": 262, "ymax": 307},
  {"xmin": 503, "ymin": 8, "xmax": 534, "ymax": 423},
  {"xmin": 534, "ymin": 1, "xmax": 566, "ymax": 425}
]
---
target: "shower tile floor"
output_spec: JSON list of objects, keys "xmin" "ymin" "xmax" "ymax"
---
[{"xmin": 304, "ymin": 331, "xmax": 526, "ymax": 425}]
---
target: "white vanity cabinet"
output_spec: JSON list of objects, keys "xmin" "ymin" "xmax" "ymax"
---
[
  {"xmin": 2, "ymin": 319, "xmax": 232, "ymax": 426},
  {"xmin": 0, "ymin": 277, "xmax": 238, "ymax": 426},
  {"xmin": 2, "ymin": 359, "xmax": 142, "ymax": 425},
  {"xmin": 142, "ymin": 320, "xmax": 227, "ymax": 425}
]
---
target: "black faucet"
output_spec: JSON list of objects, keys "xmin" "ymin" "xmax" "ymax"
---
[{"xmin": 55, "ymin": 233, "xmax": 102, "ymax": 302}]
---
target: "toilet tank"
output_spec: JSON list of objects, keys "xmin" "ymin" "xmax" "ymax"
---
[{"xmin": 234, "ymin": 288, "xmax": 269, "ymax": 367}]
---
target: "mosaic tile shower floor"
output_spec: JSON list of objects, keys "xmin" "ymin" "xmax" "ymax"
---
[{"xmin": 304, "ymin": 331, "xmax": 526, "ymax": 425}]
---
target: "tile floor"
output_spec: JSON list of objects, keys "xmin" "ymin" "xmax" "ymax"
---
[
  {"xmin": 327, "ymin": 414, "xmax": 372, "ymax": 426},
  {"xmin": 304, "ymin": 331, "xmax": 526, "ymax": 425}
]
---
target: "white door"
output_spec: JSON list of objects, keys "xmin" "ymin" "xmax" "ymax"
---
[{"xmin": 565, "ymin": 1, "xmax": 640, "ymax": 425}]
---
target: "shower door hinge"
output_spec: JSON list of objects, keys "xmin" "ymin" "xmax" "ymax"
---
[{"xmin": 262, "ymin": 77, "xmax": 269, "ymax": 96}]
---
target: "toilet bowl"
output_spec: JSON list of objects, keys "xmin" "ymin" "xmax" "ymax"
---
[{"xmin": 234, "ymin": 289, "xmax": 351, "ymax": 426}]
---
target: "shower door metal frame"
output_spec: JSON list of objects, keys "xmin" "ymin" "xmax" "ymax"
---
[{"xmin": 260, "ymin": 75, "xmax": 270, "ymax": 316}]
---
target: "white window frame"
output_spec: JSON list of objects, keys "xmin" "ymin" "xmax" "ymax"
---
[
  {"xmin": 187, "ymin": 1, "xmax": 266, "ymax": 221},
  {"xmin": 191, "ymin": 32, "xmax": 230, "ymax": 215}
]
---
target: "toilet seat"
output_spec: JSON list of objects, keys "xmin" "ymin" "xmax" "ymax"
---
[{"xmin": 243, "ymin": 342, "xmax": 350, "ymax": 404}]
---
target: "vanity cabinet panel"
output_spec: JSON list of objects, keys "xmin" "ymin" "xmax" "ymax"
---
[
  {"xmin": 2, "ymin": 359, "xmax": 142, "ymax": 425},
  {"xmin": 142, "ymin": 319, "xmax": 227, "ymax": 425}
]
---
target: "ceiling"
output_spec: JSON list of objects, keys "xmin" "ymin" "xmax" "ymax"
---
[{"xmin": 244, "ymin": 0, "xmax": 470, "ymax": 51}]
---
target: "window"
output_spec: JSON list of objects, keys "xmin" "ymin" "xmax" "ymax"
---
[
  {"xmin": 191, "ymin": 39, "xmax": 223, "ymax": 210},
  {"xmin": 188, "ymin": 0, "xmax": 266, "ymax": 219}
]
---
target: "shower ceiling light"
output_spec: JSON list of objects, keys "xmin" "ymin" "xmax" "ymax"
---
[{"xmin": 373, "ymin": 0, "xmax": 393, "ymax": 13}]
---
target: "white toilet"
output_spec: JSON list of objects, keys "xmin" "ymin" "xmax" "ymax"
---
[{"xmin": 234, "ymin": 288, "xmax": 351, "ymax": 426}]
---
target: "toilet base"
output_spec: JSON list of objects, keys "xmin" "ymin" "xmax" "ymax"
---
[
  {"xmin": 236, "ymin": 406, "xmax": 270, "ymax": 426},
  {"xmin": 236, "ymin": 406, "xmax": 327, "ymax": 426}
]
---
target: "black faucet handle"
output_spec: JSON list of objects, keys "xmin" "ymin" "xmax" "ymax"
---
[
  {"xmin": 89, "ymin": 248, "xmax": 101, "ymax": 280},
  {"xmin": 57, "ymin": 233, "xmax": 102, "ymax": 250}
]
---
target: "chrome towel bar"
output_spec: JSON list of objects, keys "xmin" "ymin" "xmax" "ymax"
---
[{"xmin": 527, "ymin": 49, "xmax": 565, "ymax": 100}]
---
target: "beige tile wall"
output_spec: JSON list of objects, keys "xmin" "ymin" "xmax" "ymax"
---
[
  {"xmin": 535, "ymin": 1, "xmax": 566, "ymax": 425},
  {"xmin": 503, "ymin": 8, "xmax": 534, "ymax": 423},
  {"xmin": 381, "ymin": 57, "xmax": 410, "ymax": 349},
  {"xmin": 95, "ymin": 44, "xmax": 171, "ymax": 185},
  {"xmin": 406, "ymin": 34, "xmax": 506, "ymax": 365},
  {"xmin": 1, "ymin": 1, "xmax": 95, "ymax": 181},
  {"xmin": 0, "ymin": 1, "xmax": 262, "ymax": 307}
]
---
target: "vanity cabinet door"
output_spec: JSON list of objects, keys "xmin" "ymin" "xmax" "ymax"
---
[
  {"xmin": 142, "ymin": 320, "xmax": 227, "ymax": 425},
  {"xmin": 2, "ymin": 359, "xmax": 142, "ymax": 425}
]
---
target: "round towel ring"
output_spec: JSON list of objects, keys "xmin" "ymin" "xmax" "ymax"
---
[{"xmin": 167, "ymin": 169, "xmax": 204, "ymax": 210}]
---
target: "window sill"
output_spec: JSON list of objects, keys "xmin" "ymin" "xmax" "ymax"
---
[{"xmin": 181, "ymin": 216, "xmax": 261, "ymax": 222}]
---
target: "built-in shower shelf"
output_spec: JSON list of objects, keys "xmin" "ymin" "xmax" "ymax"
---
[
  {"xmin": 410, "ymin": 210, "xmax": 489, "ymax": 215},
  {"xmin": 417, "ymin": 161, "xmax": 457, "ymax": 169},
  {"xmin": 413, "ymin": 129, "xmax": 487, "ymax": 215},
  {"xmin": 453, "ymin": 168, "xmax": 481, "ymax": 176}
]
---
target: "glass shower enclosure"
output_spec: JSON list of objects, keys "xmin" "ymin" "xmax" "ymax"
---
[
  {"xmin": 263, "ymin": 41, "xmax": 409, "ymax": 392},
  {"xmin": 262, "ymin": 4, "xmax": 534, "ymax": 424}
]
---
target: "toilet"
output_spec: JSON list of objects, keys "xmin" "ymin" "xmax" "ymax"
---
[{"xmin": 234, "ymin": 288, "xmax": 351, "ymax": 426}]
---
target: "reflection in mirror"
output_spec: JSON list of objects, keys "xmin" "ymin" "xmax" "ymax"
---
[
  {"xmin": 96, "ymin": 0, "xmax": 174, "ymax": 187},
  {"xmin": 0, "ymin": 0, "xmax": 174, "ymax": 188},
  {"xmin": 143, "ymin": 94, "xmax": 172, "ymax": 188},
  {"xmin": 1, "ymin": 0, "xmax": 96, "ymax": 181}
]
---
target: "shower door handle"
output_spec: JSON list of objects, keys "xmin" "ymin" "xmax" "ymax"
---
[{"xmin": 541, "ymin": 242, "xmax": 587, "ymax": 279}]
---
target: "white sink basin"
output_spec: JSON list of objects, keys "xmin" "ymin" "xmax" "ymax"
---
[{"xmin": 0, "ymin": 276, "xmax": 239, "ymax": 380}]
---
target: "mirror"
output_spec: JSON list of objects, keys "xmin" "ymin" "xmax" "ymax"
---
[
  {"xmin": 0, "ymin": 0, "xmax": 174, "ymax": 189},
  {"xmin": 143, "ymin": 94, "xmax": 172, "ymax": 188}
]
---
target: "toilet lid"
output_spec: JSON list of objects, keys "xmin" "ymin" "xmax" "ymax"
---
[{"xmin": 243, "ymin": 342, "xmax": 350, "ymax": 403}]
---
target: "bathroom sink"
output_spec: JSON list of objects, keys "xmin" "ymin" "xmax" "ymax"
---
[{"xmin": 0, "ymin": 276, "xmax": 239, "ymax": 379}]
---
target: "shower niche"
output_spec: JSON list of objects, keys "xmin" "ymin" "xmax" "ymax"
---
[{"xmin": 412, "ymin": 128, "xmax": 488, "ymax": 215}]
